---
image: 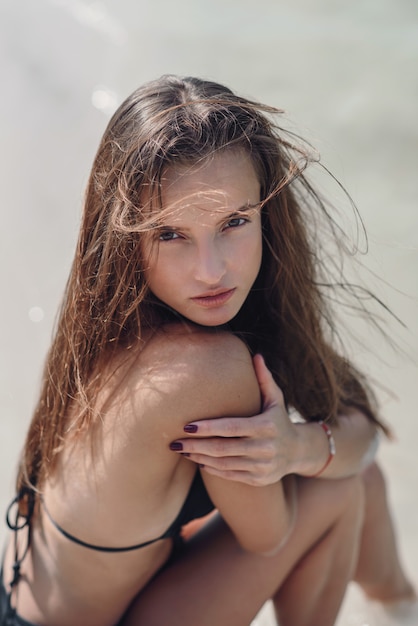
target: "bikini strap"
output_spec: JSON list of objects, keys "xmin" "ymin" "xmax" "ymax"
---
[
  {"xmin": 5, "ymin": 488, "xmax": 36, "ymax": 589},
  {"xmin": 41, "ymin": 495, "xmax": 164, "ymax": 552}
]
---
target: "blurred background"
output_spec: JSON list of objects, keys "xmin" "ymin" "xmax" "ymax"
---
[{"xmin": 0, "ymin": 1, "xmax": 417, "ymax": 623}]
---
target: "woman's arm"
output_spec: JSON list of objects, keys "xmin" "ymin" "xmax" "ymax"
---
[
  {"xmin": 171, "ymin": 355, "xmax": 380, "ymax": 483},
  {"xmin": 198, "ymin": 353, "xmax": 297, "ymax": 554},
  {"xmin": 130, "ymin": 327, "xmax": 296, "ymax": 555}
]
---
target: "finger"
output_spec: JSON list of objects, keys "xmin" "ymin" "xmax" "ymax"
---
[
  {"xmin": 252, "ymin": 354, "xmax": 284, "ymax": 410},
  {"xmin": 186, "ymin": 452, "xmax": 271, "ymax": 475},
  {"xmin": 181, "ymin": 416, "xmax": 261, "ymax": 439},
  {"xmin": 173, "ymin": 436, "xmax": 276, "ymax": 459},
  {"xmin": 200, "ymin": 465, "xmax": 271, "ymax": 486},
  {"xmin": 183, "ymin": 453, "xmax": 255, "ymax": 470}
]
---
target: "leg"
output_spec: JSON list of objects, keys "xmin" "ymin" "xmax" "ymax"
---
[
  {"xmin": 272, "ymin": 475, "xmax": 364, "ymax": 625},
  {"xmin": 354, "ymin": 462, "xmax": 416, "ymax": 602},
  {"xmin": 121, "ymin": 475, "xmax": 364, "ymax": 626}
]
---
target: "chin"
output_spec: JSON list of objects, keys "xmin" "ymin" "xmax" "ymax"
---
[
  {"xmin": 194, "ymin": 311, "xmax": 239, "ymax": 328},
  {"xmin": 177, "ymin": 309, "xmax": 230, "ymax": 328}
]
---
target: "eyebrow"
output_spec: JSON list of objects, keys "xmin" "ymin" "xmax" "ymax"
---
[
  {"xmin": 153, "ymin": 202, "xmax": 261, "ymax": 231},
  {"xmin": 214, "ymin": 202, "xmax": 261, "ymax": 217},
  {"xmin": 233, "ymin": 202, "xmax": 261, "ymax": 212}
]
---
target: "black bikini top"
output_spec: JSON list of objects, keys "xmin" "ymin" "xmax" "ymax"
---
[{"xmin": 7, "ymin": 470, "xmax": 214, "ymax": 554}]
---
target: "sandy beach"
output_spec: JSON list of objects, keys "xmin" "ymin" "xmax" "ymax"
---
[{"xmin": 0, "ymin": 1, "xmax": 417, "ymax": 623}]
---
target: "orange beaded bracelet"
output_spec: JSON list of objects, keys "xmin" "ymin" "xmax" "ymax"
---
[{"xmin": 309, "ymin": 420, "xmax": 336, "ymax": 478}]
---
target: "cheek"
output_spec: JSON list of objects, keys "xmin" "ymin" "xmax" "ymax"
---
[
  {"xmin": 144, "ymin": 245, "xmax": 164, "ymax": 293},
  {"xmin": 246, "ymin": 230, "xmax": 263, "ymax": 275},
  {"xmin": 147, "ymin": 262, "xmax": 167, "ymax": 295},
  {"xmin": 141, "ymin": 239, "xmax": 157, "ymax": 280},
  {"xmin": 146, "ymin": 252, "xmax": 183, "ymax": 299}
]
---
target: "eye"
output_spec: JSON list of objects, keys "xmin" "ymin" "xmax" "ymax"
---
[
  {"xmin": 158, "ymin": 230, "xmax": 180, "ymax": 242},
  {"xmin": 224, "ymin": 217, "xmax": 248, "ymax": 230}
]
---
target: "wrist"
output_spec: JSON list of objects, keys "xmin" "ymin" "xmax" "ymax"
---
[
  {"xmin": 292, "ymin": 421, "xmax": 334, "ymax": 477},
  {"xmin": 306, "ymin": 421, "xmax": 336, "ymax": 477}
]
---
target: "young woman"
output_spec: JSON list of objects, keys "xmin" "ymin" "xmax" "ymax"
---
[{"xmin": 1, "ymin": 75, "xmax": 416, "ymax": 626}]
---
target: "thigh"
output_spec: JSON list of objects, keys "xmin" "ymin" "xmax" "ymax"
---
[{"xmin": 121, "ymin": 475, "xmax": 363, "ymax": 626}]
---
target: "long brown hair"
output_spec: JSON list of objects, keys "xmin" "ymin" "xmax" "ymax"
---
[{"xmin": 17, "ymin": 75, "xmax": 388, "ymax": 495}]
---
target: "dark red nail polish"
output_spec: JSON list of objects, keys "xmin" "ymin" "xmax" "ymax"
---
[
  {"xmin": 199, "ymin": 463, "xmax": 205, "ymax": 469},
  {"xmin": 169, "ymin": 442, "xmax": 183, "ymax": 451},
  {"xmin": 184, "ymin": 424, "xmax": 198, "ymax": 433},
  {"xmin": 181, "ymin": 452, "xmax": 190, "ymax": 457}
]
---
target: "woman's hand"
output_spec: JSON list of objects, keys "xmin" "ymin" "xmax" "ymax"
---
[{"xmin": 169, "ymin": 354, "xmax": 301, "ymax": 486}]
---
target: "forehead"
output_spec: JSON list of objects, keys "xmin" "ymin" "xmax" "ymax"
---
[{"xmin": 159, "ymin": 150, "xmax": 261, "ymax": 214}]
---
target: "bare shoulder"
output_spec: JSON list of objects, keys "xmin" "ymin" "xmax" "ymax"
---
[
  {"xmin": 91, "ymin": 322, "xmax": 261, "ymax": 448},
  {"xmin": 140, "ymin": 323, "xmax": 255, "ymax": 376},
  {"xmin": 127, "ymin": 323, "xmax": 261, "ymax": 423},
  {"xmin": 57, "ymin": 323, "xmax": 259, "ymax": 457},
  {"xmin": 59, "ymin": 322, "xmax": 260, "ymax": 450}
]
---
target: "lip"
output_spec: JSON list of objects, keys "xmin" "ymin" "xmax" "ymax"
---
[{"xmin": 191, "ymin": 288, "xmax": 236, "ymax": 308}]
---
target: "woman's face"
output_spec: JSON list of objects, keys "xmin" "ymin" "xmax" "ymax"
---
[{"xmin": 144, "ymin": 150, "xmax": 263, "ymax": 327}]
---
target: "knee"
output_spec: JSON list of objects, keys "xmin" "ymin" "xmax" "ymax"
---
[
  {"xmin": 344, "ymin": 474, "xmax": 366, "ymax": 519},
  {"xmin": 326, "ymin": 474, "xmax": 366, "ymax": 535},
  {"xmin": 332, "ymin": 476, "xmax": 366, "ymax": 548},
  {"xmin": 322, "ymin": 474, "xmax": 366, "ymax": 539},
  {"xmin": 327, "ymin": 473, "xmax": 365, "ymax": 507},
  {"xmin": 360, "ymin": 461, "xmax": 392, "ymax": 521},
  {"xmin": 302, "ymin": 474, "xmax": 365, "ymax": 530},
  {"xmin": 361, "ymin": 461, "xmax": 388, "ymax": 502}
]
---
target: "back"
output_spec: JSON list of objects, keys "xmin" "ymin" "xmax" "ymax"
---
[{"xmin": 3, "ymin": 323, "xmax": 261, "ymax": 626}]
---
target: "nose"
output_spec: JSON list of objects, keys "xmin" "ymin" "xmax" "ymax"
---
[{"xmin": 193, "ymin": 239, "xmax": 226, "ymax": 285}]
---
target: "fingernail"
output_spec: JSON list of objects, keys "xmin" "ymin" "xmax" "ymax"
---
[
  {"xmin": 181, "ymin": 452, "xmax": 190, "ymax": 457},
  {"xmin": 184, "ymin": 424, "xmax": 198, "ymax": 433},
  {"xmin": 198, "ymin": 463, "xmax": 205, "ymax": 469},
  {"xmin": 169, "ymin": 442, "xmax": 183, "ymax": 451}
]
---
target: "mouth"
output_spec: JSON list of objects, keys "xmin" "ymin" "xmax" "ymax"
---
[{"xmin": 191, "ymin": 288, "xmax": 236, "ymax": 308}]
